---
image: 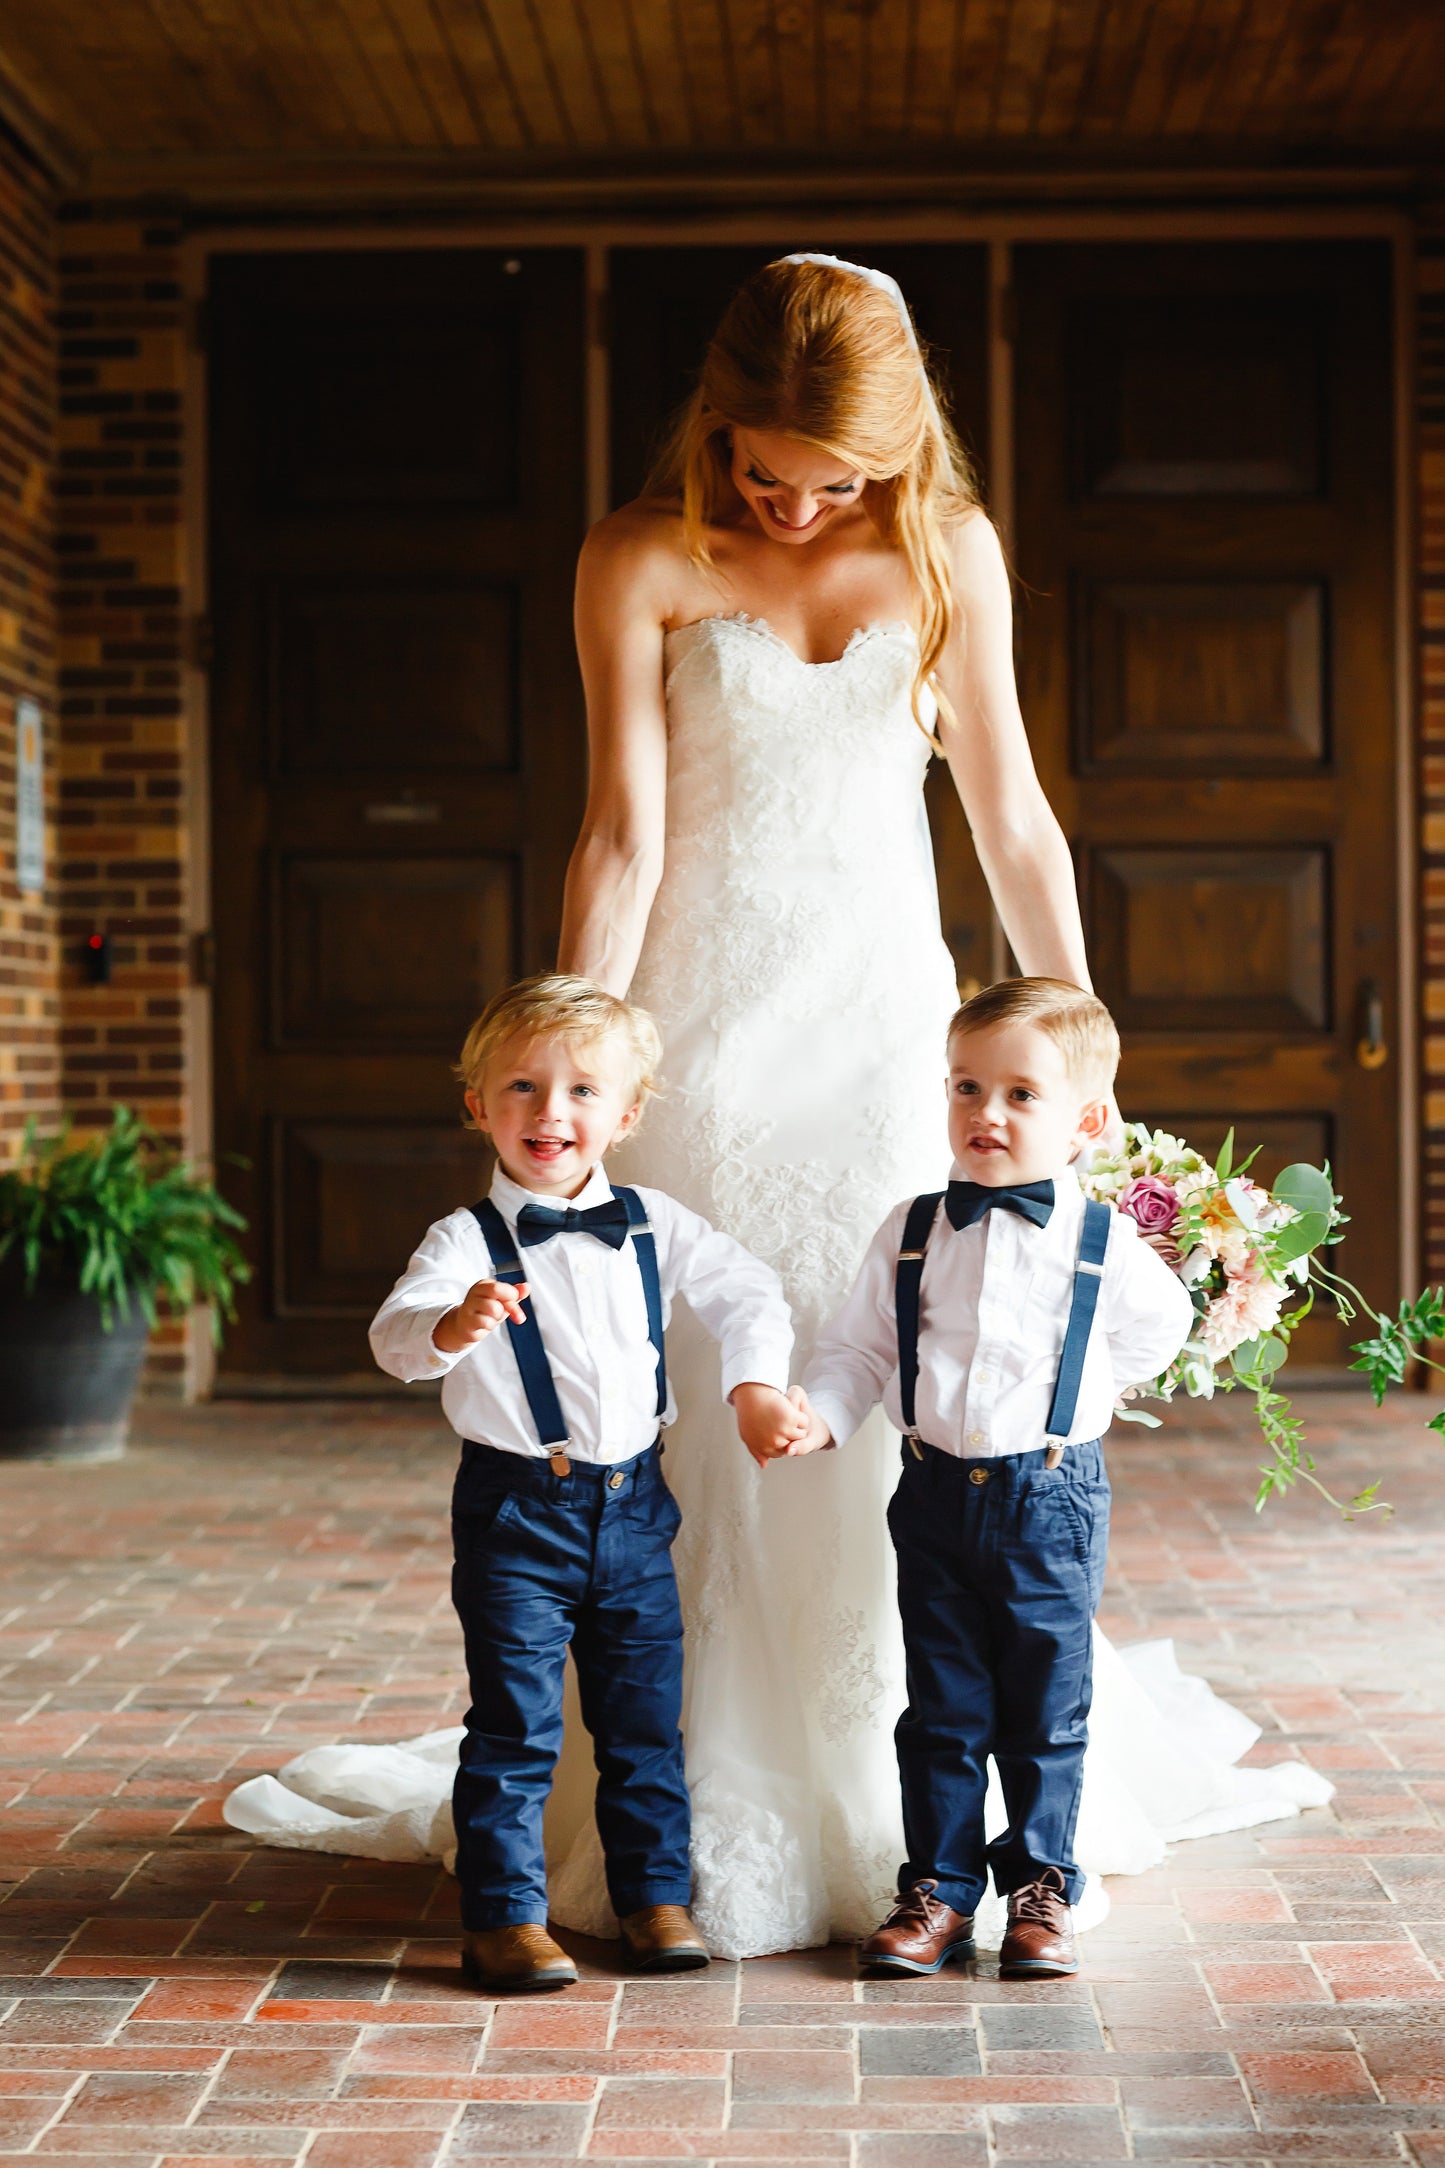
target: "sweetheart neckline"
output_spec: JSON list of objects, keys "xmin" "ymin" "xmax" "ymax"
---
[{"xmin": 665, "ymin": 611, "xmax": 916, "ymax": 670}]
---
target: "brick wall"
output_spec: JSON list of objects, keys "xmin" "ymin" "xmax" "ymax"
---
[
  {"xmin": 1422, "ymin": 220, "xmax": 1445, "ymax": 1277},
  {"xmin": 0, "ymin": 131, "xmax": 56, "ymax": 1153},
  {"xmin": 55, "ymin": 214, "xmax": 189, "ymax": 1157}
]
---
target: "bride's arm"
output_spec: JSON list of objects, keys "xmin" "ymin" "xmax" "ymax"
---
[
  {"xmin": 935, "ymin": 512, "xmax": 1092, "ymax": 990},
  {"xmin": 557, "ymin": 515, "xmax": 671, "ymax": 995}
]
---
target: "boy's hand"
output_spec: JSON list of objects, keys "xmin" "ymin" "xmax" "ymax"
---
[
  {"xmin": 432, "ymin": 1278, "xmax": 528, "ymax": 1355},
  {"xmin": 731, "ymin": 1381, "xmax": 809, "ymax": 1469},
  {"xmin": 775, "ymin": 1387, "xmax": 835, "ymax": 1460}
]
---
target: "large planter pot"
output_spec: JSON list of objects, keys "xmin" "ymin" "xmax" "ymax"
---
[{"xmin": 0, "ymin": 1270, "xmax": 150, "ymax": 1462}]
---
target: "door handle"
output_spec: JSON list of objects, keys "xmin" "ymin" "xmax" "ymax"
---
[{"xmin": 1356, "ymin": 978, "xmax": 1388, "ymax": 1070}]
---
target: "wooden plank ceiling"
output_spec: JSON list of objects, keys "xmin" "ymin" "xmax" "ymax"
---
[{"xmin": 0, "ymin": 0, "xmax": 1441, "ymax": 199}]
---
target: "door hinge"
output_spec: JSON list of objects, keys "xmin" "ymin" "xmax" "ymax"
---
[{"xmin": 188, "ymin": 613, "xmax": 213, "ymax": 671}]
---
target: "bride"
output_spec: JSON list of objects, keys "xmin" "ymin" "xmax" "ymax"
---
[
  {"xmin": 547, "ymin": 253, "xmax": 1328, "ymax": 1956},
  {"xmin": 223, "ymin": 255, "xmax": 1331, "ymax": 1953}
]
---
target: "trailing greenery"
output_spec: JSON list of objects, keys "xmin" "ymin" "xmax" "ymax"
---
[{"xmin": 0, "ymin": 1107, "xmax": 249, "ymax": 1340}]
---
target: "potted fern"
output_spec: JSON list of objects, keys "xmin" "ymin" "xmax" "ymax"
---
[{"xmin": 0, "ymin": 1108, "xmax": 249, "ymax": 1461}]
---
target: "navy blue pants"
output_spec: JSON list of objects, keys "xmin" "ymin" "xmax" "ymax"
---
[
  {"xmin": 888, "ymin": 1437, "xmax": 1111, "ymax": 1915},
  {"xmin": 450, "ymin": 1439, "xmax": 692, "ymax": 1932}
]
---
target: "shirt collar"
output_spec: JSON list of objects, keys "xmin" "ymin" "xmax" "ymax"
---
[{"xmin": 489, "ymin": 1161, "xmax": 615, "ymax": 1227}]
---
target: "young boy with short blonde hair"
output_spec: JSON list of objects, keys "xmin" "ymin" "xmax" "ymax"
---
[
  {"xmin": 786, "ymin": 977, "xmax": 1193, "ymax": 1981},
  {"xmin": 371, "ymin": 974, "xmax": 803, "ymax": 1992}
]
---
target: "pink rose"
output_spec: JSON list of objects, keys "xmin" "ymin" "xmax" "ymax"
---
[
  {"xmin": 1118, "ymin": 1175, "xmax": 1180, "ymax": 1237},
  {"xmin": 1140, "ymin": 1228, "xmax": 1184, "ymax": 1273}
]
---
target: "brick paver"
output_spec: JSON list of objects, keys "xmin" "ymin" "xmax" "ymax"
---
[{"xmin": 0, "ymin": 1391, "xmax": 1442, "ymax": 2164}]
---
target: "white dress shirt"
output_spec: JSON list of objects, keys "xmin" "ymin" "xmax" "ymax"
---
[
  {"xmin": 369, "ymin": 1164, "xmax": 793, "ymax": 1464},
  {"xmin": 804, "ymin": 1163, "xmax": 1195, "ymax": 1459}
]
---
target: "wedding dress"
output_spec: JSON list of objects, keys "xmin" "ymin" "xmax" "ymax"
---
[{"xmin": 224, "ymin": 614, "xmax": 1331, "ymax": 1952}]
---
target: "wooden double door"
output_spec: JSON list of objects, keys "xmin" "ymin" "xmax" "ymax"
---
[{"xmin": 209, "ymin": 237, "xmax": 1397, "ymax": 1377}]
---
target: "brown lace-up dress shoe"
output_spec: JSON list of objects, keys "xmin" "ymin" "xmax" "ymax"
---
[
  {"xmin": 998, "ymin": 1868, "xmax": 1077, "ymax": 1979},
  {"xmin": 858, "ymin": 1880, "xmax": 976, "ymax": 1976},
  {"xmin": 619, "ymin": 1904, "xmax": 710, "ymax": 1972},
  {"xmin": 461, "ymin": 1924, "xmax": 578, "ymax": 1992}
]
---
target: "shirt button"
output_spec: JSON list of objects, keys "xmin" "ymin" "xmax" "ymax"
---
[
  {"xmin": 968, "ymin": 1467, "xmax": 989, "ymax": 1486},
  {"xmin": 969, "ymin": 1431, "xmax": 985, "ymax": 1446},
  {"xmin": 608, "ymin": 1471, "xmax": 624, "ymax": 1491},
  {"xmin": 976, "ymin": 1370, "xmax": 990, "ymax": 1384}
]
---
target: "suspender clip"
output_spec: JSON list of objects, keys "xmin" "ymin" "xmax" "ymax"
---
[
  {"xmin": 1044, "ymin": 1441, "xmax": 1065, "ymax": 1470},
  {"xmin": 549, "ymin": 1449, "xmax": 572, "ymax": 1479},
  {"xmin": 907, "ymin": 1434, "xmax": 925, "ymax": 1461}
]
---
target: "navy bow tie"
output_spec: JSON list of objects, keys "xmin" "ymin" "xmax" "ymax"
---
[
  {"xmin": 945, "ymin": 1178, "xmax": 1055, "ymax": 1232},
  {"xmin": 515, "ymin": 1198, "xmax": 631, "ymax": 1250}
]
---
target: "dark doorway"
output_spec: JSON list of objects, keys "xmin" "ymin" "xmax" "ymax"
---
[
  {"xmin": 209, "ymin": 248, "xmax": 586, "ymax": 1377},
  {"xmin": 1014, "ymin": 240, "xmax": 1398, "ymax": 1356}
]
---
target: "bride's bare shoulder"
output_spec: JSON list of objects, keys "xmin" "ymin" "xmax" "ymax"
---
[
  {"xmin": 945, "ymin": 505, "xmax": 1009, "ymax": 600},
  {"xmin": 580, "ymin": 495, "xmax": 690, "ymax": 589}
]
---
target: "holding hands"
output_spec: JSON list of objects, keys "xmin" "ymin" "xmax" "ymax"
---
[
  {"xmin": 433, "ymin": 1278, "xmax": 529, "ymax": 1355},
  {"xmin": 730, "ymin": 1382, "xmax": 834, "ymax": 1468}
]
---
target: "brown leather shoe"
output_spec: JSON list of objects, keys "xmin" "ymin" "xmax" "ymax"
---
[
  {"xmin": 461, "ymin": 1924, "xmax": 578, "ymax": 1992},
  {"xmin": 858, "ymin": 1880, "xmax": 976, "ymax": 1976},
  {"xmin": 998, "ymin": 1868, "xmax": 1077, "ymax": 1978},
  {"xmin": 619, "ymin": 1904, "xmax": 710, "ymax": 1972}
]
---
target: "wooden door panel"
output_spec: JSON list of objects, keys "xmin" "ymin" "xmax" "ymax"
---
[
  {"xmin": 266, "ymin": 307, "xmax": 520, "ymax": 507},
  {"xmin": 1089, "ymin": 845, "xmax": 1329, "ymax": 1034},
  {"xmin": 608, "ymin": 242, "xmax": 995, "ymax": 998},
  {"xmin": 270, "ymin": 581, "xmax": 520, "ymax": 775},
  {"xmin": 1078, "ymin": 580, "xmax": 1326, "ymax": 771},
  {"xmin": 211, "ymin": 248, "xmax": 585, "ymax": 1375},
  {"xmin": 1017, "ymin": 241, "xmax": 1396, "ymax": 1365},
  {"xmin": 276, "ymin": 1121, "xmax": 489, "ymax": 1317},
  {"xmin": 275, "ymin": 853, "xmax": 518, "ymax": 1051},
  {"xmin": 1072, "ymin": 294, "xmax": 1326, "ymax": 499}
]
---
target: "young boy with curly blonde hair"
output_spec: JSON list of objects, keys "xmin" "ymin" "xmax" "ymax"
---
[{"xmin": 371, "ymin": 974, "xmax": 802, "ymax": 1991}]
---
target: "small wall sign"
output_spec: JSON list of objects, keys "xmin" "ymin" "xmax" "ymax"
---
[{"xmin": 16, "ymin": 696, "xmax": 42, "ymax": 897}]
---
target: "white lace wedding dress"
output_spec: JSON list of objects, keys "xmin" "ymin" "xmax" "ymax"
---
[{"xmin": 224, "ymin": 614, "xmax": 1332, "ymax": 1952}]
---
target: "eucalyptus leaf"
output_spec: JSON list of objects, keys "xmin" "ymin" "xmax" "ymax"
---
[
  {"xmin": 1270, "ymin": 1210, "xmax": 1333, "ymax": 1265},
  {"xmin": 1233, "ymin": 1333, "xmax": 1288, "ymax": 1379},
  {"xmin": 1272, "ymin": 1163, "xmax": 1335, "ymax": 1219}
]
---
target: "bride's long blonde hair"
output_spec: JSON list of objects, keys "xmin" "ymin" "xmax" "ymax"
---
[{"xmin": 648, "ymin": 255, "xmax": 982, "ymax": 742}]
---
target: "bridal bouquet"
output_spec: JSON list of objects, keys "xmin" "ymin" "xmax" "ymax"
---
[{"xmin": 1080, "ymin": 1125, "xmax": 1445, "ymax": 1518}]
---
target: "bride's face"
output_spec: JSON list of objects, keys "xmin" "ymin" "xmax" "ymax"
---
[{"xmin": 729, "ymin": 428, "xmax": 865, "ymax": 545}]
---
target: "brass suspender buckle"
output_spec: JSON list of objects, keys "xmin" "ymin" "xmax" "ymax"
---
[
  {"xmin": 907, "ymin": 1434, "xmax": 925, "ymax": 1461},
  {"xmin": 1044, "ymin": 1443, "xmax": 1065, "ymax": 1470},
  {"xmin": 549, "ymin": 1449, "xmax": 572, "ymax": 1478}
]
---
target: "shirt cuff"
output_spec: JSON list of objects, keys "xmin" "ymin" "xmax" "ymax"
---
[
  {"xmin": 384, "ymin": 1305, "xmax": 468, "ymax": 1380},
  {"xmin": 805, "ymin": 1390, "xmax": 861, "ymax": 1450},
  {"xmin": 719, "ymin": 1340, "xmax": 793, "ymax": 1402}
]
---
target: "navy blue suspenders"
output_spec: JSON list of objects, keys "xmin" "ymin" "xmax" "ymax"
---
[
  {"xmin": 895, "ymin": 1192, "xmax": 945, "ymax": 1453},
  {"xmin": 1043, "ymin": 1198, "xmax": 1111, "ymax": 1461},
  {"xmin": 467, "ymin": 1187, "xmax": 667, "ymax": 1473},
  {"xmin": 894, "ymin": 1193, "xmax": 1112, "ymax": 1467}
]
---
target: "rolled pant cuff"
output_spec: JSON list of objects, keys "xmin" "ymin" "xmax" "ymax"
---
[
  {"xmin": 609, "ymin": 1880, "xmax": 693, "ymax": 1918},
  {"xmin": 461, "ymin": 1902, "xmax": 550, "ymax": 1932}
]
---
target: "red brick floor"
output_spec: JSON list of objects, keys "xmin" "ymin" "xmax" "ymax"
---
[{"xmin": 0, "ymin": 1391, "xmax": 1442, "ymax": 2165}]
